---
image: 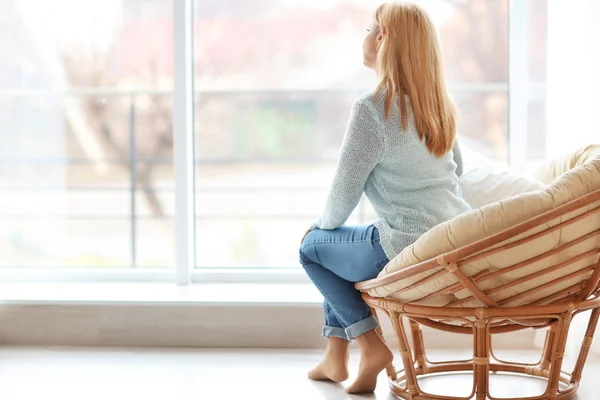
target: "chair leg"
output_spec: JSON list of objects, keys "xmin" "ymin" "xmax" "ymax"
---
[
  {"xmin": 540, "ymin": 325, "xmax": 557, "ymax": 373},
  {"xmin": 390, "ymin": 311, "xmax": 420, "ymax": 397},
  {"xmin": 409, "ymin": 320, "xmax": 428, "ymax": 373},
  {"xmin": 545, "ymin": 311, "xmax": 574, "ymax": 398},
  {"xmin": 474, "ymin": 318, "xmax": 490, "ymax": 400},
  {"xmin": 527, "ymin": 324, "xmax": 558, "ymax": 377},
  {"xmin": 571, "ymin": 308, "xmax": 600, "ymax": 384}
]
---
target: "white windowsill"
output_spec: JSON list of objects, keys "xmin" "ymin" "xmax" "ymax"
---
[
  {"xmin": 0, "ymin": 282, "xmax": 539, "ymax": 350},
  {"xmin": 0, "ymin": 268, "xmax": 311, "ymax": 284},
  {"xmin": 0, "ymin": 282, "xmax": 322, "ymax": 306}
]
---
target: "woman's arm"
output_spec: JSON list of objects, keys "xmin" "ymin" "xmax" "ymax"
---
[
  {"xmin": 312, "ymin": 100, "xmax": 385, "ymax": 230},
  {"xmin": 452, "ymin": 139, "xmax": 464, "ymax": 177}
]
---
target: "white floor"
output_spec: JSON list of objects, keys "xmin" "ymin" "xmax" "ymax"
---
[{"xmin": 0, "ymin": 347, "xmax": 598, "ymax": 400}]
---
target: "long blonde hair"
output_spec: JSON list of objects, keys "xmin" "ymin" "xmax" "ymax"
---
[{"xmin": 374, "ymin": 2, "xmax": 456, "ymax": 157}]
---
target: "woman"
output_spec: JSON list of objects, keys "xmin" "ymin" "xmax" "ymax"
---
[{"xmin": 298, "ymin": 2, "xmax": 471, "ymax": 394}]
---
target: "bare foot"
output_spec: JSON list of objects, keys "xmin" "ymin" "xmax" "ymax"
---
[
  {"xmin": 308, "ymin": 337, "xmax": 350, "ymax": 382},
  {"xmin": 308, "ymin": 356, "xmax": 350, "ymax": 382},
  {"xmin": 346, "ymin": 330, "xmax": 393, "ymax": 394}
]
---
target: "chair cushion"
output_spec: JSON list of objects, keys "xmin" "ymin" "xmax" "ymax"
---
[
  {"xmin": 368, "ymin": 156, "xmax": 600, "ymax": 308},
  {"xmin": 535, "ymin": 144, "xmax": 600, "ymax": 184},
  {"xmin": 460, "ymin": 167, "xmax": 546, "ymax": 209}
]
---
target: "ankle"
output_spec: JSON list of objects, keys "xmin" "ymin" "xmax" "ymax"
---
[
  {"xmin": 356, "ymin": 330, "xmax": 390, "ymax": 355},
  {"xmin": 326, "ymin": 337, "xmax": 350, "ymax": 355},
  {"xmin": 356, "ymin": 329, "xmax": 382, "ymax": 345}
]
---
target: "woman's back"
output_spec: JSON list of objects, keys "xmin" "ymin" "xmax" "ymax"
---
[{"xmin": 362, "ymin": 89, "xmax": 471, "ymax": 258}]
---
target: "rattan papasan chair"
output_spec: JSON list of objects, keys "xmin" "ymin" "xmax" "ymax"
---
[{"xmin": 356, "ymin": 152, "xmax": 600, "ymax": 400}]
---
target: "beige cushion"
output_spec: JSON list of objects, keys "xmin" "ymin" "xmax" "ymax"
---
[
  {"xmin": 460, "ymin": 167, "xmax": 546, "ymax": 209},
  {"xmin": 368, "ymin": 156, "xmax": 600, "ymax": 308},
  {"xmin": 535, "ymin": 144, "xmax": 600, "ymax": 184}
]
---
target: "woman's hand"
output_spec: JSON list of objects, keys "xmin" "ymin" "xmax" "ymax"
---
[{"xmin": 301, "ymin": 228, "xmax": 313, "ymax": 245}]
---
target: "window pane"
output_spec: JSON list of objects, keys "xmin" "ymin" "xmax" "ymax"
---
[
  {"xmin": 136, "ymin": 219, "xmax": 175, "ymax": 268},
  {"xmin": 0, "ymin": 0, "xmax": 174, "ymax": 268},
  {"xmin": 192, "ymin": 0, "xmax": 508, "ymax": 268},
  {"xmin": 526, "ymin": 0, "xmax": 548, "ymax": 166},
  {"xmin": 0, "ymin": 219, "xmax": 130, "ymax": 268}
]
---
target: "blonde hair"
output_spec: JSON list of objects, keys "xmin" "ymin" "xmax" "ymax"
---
[{"xmin": 374, "ymin": 2, "xmax": 456, "ymax": 157}]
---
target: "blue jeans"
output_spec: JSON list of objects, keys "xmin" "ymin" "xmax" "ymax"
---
[{"xmin": 299, "ymin": 225, "xmax": 389, "ymax": 341}]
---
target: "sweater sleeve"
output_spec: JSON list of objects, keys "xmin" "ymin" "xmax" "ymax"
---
[
  {"xmin": 452, "ymin": 139, "xmax": 464, "ymax": 177},
  {"xmin": 312, "ymin": 100, "xmax": 385, "ymax": 230}
]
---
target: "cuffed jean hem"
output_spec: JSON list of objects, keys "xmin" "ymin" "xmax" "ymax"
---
[
  {"xmin": 345, "ymin": 315, "xmax": 379, "ymax": 340},
  {"xmin": 322, "ymin": 326, "xmax": 351, "ymax": 341}
]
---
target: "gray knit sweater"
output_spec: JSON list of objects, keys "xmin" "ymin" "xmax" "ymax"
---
[{"xmin": 312, "ymin": 89, "xmax": 471, "ymax": 260}]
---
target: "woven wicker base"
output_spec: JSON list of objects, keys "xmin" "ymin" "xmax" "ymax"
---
[
  {"xmin": 364, "ymin": 295, "xmax": 600, "ymax": 400},
  {"xmin": 388, "ymin": 363, "xmax": 578, "ymax": 400}
]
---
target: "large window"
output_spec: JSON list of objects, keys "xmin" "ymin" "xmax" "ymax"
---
[
  {"xmin": 0, "ymin": 0, "xmax": 175, "ymax": 269},
  {"xmin": 0, "ymin": 0, "xmax": 568, "ymax": 280}
]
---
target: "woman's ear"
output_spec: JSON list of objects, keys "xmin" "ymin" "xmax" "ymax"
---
[{"xmin": 377, "ymin": 27, "xmax": 385, "ymax": 44}]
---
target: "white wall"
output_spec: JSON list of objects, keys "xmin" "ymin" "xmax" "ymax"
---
[{"xmin": 546, "ymin": 0, "xmax": 600, "ymax": 160}]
